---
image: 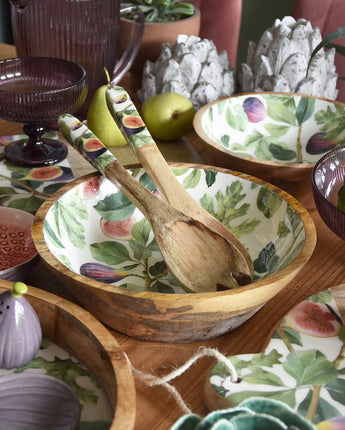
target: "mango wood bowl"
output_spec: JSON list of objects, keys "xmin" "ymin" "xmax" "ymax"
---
[
  {"xmin": 193, "ymin": 93, "xmax": 345, "ymax": 210},
  {"xmin": 32, "ymin": 163, "xmax": 317, "ymax": 343},
  {"xmin": 0, "ymin": 278, "xmax": 136, "ymax": 429}
]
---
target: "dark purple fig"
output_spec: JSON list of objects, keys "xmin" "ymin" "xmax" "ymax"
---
[
  {"xmin": 306, "ymin": 132, "xmax": 337, "ymax": 154},
  {"xmin": 22, "ymin": 166, "xmax": 73, "ymax": 182},
  {"xmin": 80, "ymin": 262, "xmax": 128, "ymax": 283},
  {"xmin": 115, "ymin": 93, "xmax": 128, "ymax": 104},
  {"xmin": 0, "ymin": 282, "xmax": 42, "ymax": 369},
  {"xmin": 122, "ymin": 115, "xmax": 145, "ymax": 135},
  {"xmin": 80, "ymin": 138, "xmax": 107, "ymax": 160},
  {"xmin": 243, "ymin": 97, "xmax": 266, "ymax": 123}
]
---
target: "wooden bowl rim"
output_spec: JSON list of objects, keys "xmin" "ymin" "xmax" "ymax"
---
[
  {"xmin": 32, "ymin": 163, "xmax": 317, "ymax": 304},
  {"xmin": 0, "ymin": 278, "xmax": 136, "ymax": 430},
  {"xmin": 193, "ymin": 91, "xmax": 345, "ymax": 170}
]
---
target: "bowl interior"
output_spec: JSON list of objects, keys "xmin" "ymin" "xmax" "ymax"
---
[
  {"xmin": 41, "ymin": 166, "xmax": 307, "ymax": 294},
  {"xmin": 0, "ymin": 57, "xmax": 86, "ymax": 92},
  {"xmin": 0, "ymin": 207, "xmax": 37, "ymax": 280},
  {"xmin": 312, "ymin": 146, "xmax": 345, "ymax": 240},
  {"xmin": 195, "ymin": 93, "xmax": 345, "ymax": 166}
]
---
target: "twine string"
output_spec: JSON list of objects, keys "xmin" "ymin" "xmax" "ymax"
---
[{"xmin": 125, "ymin": 346, "xmax": 240, "ymax": 415}]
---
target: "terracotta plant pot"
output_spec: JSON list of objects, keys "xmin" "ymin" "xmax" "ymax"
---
[{"xmin": 118, "ymin": 7, "xmax": 201, "ymax": 91}]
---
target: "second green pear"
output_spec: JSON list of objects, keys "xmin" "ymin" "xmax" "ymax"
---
[{"xmin": 87, "ymin": 85, "xmax": 127, "ymax": 147}]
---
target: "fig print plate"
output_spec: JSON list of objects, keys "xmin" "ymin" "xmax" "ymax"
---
[{"xmin": 206, "ymin": 285, "xmax": 345, "ymax": 429}]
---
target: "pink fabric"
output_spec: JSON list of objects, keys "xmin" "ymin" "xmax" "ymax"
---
[
  {"xmin": 293, "ymin": 0, "xmax": 345, "ymax": 102},
  {"xmin": 192, "ymin": 0, "xmax": 242, "ymax": 68}
]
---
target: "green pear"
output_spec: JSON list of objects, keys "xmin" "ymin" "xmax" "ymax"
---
[{"xmin": 87, "ymin": 85, "xmax": 127, "ymax": 147}]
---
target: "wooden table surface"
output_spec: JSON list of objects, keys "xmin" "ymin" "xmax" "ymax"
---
[{"xmin": 1, "ymin": 43, "xmax": 345, "ymax": 429}]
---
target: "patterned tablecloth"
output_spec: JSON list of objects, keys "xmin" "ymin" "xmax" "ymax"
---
[
  {"xmin": 0, "ymin": 133, "xmax": 112, "ymax": 430},
  {"xmin": 0, "ymin": 132, "xmax": 76, "ymax": 215}
]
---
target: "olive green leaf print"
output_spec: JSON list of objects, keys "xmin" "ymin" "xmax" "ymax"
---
[
  {"xmin": 314, "ymin": 104, "xmax": 345, "ymax": 144},
  {"xmin": 209, "ymin": 290, "xmax": 345, "ymax": 424},
  {"xmin": 16, "ymin": 355, "xmax": 99, "ymax": 404},
  {"xmin": 200, "ymin": 180, "xmax": 260, "ymax": 237},
  {"xmin": 52, "ymin": 194, "xmax": 88, "ymax": 248}
]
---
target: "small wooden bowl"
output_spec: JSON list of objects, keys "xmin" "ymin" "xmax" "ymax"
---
[
  {"xmin": 32, "ymin": 164, "xmax": 317, "ymax": 343},
  {"xmin": 193, "ymin": 93, "xmax": 345, "ymax": 210},
  {"xmin": 0, "ymin": 278, "xmax": 136, "ymax": 429}
]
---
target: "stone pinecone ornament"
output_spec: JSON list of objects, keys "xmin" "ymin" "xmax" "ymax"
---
[
  {"xmin": 138, "ymin": 35, "xmax": 235, "ymax": 111},
  {"xmin": 239, "ymin": 16, "xmax": 338, "ymax": 100}
]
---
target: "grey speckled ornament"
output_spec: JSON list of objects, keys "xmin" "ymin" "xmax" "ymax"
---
[
  {"xmin": 138, "ymin": 35, "xmax": 235, "ymax": 111},
  {"xmin": 239, "ymin": 16, "xmax": 338, "ymax": 100}
]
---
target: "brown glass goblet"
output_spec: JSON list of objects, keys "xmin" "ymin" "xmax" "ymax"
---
[{"xmin": 0, "ymin": 57, "xmax": 87, "ymax": 167}]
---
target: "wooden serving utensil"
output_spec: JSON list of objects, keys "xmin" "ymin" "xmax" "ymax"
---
[
  {"xmin": 59, "ymin": 114, "xmax": 251, "ymax": 292},
  {"xmin": 105, "ymin": 85, "xmax": 254, "ymax": 277}
]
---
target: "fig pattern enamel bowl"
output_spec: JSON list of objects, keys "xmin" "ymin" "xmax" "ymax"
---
[
  {"xmin": 312, "ymin": 146, "xmax": 345, "ymax": 241},
  {"xmin": 33, "ymin": 165, "xmax": 316, "ymax": 342},
  {"xmin": 193, "ymin": 93, "xmax": 345, "ymax": 208}
]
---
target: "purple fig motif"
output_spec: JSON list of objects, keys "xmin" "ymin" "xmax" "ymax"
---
[
  {"xmin": 80, "ymin": 262, "xmax": 128, "ymax": 283},
  {"xmin": 22, "ymin": 166, "xmax": 73, "ymax": 182},
  {"xmin": 306, "ymin": 132, "xmax": 336, "ymax": 154},
  {"xmin": 243, "ymin": 97, "xmax": 266, "ymax": 123},
  {"xmin": 115, "ymin": 93, "xmax": 128, "ymax": 104},
  {"xmin": 80, "ymin": 138, "xmax": 107, "ymax": 160},
  {"xmin": 122, "ymin": 115, "xmax": 146, "ymax": 135}
]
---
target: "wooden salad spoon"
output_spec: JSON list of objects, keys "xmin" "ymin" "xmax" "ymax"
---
[
  {"xmin": 59, "ymin": 114, "xmax": 252, "ymax": 292},
  {"xmin": 106, "ymin": 85, "xmax": 254, "ymax": 277}
]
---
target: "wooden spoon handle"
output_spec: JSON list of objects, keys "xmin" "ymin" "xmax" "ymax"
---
[
  {"xmin": 106, "ymin": 86, "xmax": 254, "ymax": 275},
  {"xmin": 58, "ymin": 114, "xmax": 182, "ymax": 225}
]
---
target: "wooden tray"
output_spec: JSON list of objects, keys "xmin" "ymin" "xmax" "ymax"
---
[{"xmin": 0, "ymin": 278, "xmax": 136, "ymax": 430}]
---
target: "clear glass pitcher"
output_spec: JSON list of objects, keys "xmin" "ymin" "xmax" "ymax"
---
[{"xmin": 10, "ymin": 0, "xmax": 144, "ymax": 118}]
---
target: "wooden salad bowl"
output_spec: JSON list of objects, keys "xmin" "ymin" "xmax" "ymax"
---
[
  {"xmin": 32, "ymin": 164, "xmax": 317, "ymax": 343},
  {"xmin": 0, "ymin": 278, "xmax": 136, "ymax": 429}
]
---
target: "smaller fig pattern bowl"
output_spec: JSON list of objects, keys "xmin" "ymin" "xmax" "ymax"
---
[
  {"xmin": 193, "ymin": 93, "xmax": 345, "ymax": 209},
  {"xmin": 0, "ymin": 207, "xmax": 38, "ymax": 280},
  {"xmin": 312, "ymin": 146, "xmax": 345, "ymax": 241}
]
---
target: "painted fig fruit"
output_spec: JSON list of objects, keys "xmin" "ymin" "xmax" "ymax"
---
[
  {"xmin": 80, "ymin": 262, "xmax": 128, "ymax": 283},
  {"xmin": 122, "ymin": 114, "xmax": 145, "ymax": 135},
  {"xmin": 115, "ymin": 93, "xmax": 127, "ymax": 104},
  {"xmin": 243, "ymin": 97, "xmax": 266, "ymax": 123},
  {"xmin": 0, "ymin": 282, "xmax": 42, "ymax": 369},
  {"xmin": 0, "ymin": 373, "xmax": 81, "ymax": 430},
  {"xmin": 79, "ymin": 176, "xmax": 101, "ymax": 199},
  {"xmin": 81, "ymin": 138, "xmax": 107, "ymax": 160},
  {"xmin": 306, "ymin": 132, "xmax": 336, "ymax": 154},
  {"xmin": 21, "ymin": 166, "xmax": 74, "ymax": 182},
  {"xmin": 283, "ymin": 301, "xmax": 342, "ymax": 337},
  {"xmin": 100, "ymin": 216, "xmax": 135, "ymax": 240}
]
